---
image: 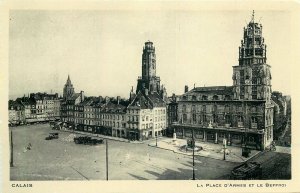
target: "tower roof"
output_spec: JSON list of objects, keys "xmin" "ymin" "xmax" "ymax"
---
[{"xmin": 65, "ymin": 74, "xmax": 73, "ymax": 86}]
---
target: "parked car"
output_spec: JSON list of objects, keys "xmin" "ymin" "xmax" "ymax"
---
[
  {"xmin": 231, "ymin": 162, "xmax": 262, "ymax": 180},
  {"xmin": 74, "ymin": 136, "xmax": 103, "ymax": 145},
  {"xmin": 45, "ymin": 133, "xmax": 59, "ymax": 140}
]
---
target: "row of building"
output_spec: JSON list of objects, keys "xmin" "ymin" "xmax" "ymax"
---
[
  {"xmin": 8, "ymin": 12, "xmax": 291, "ymax": 150},
  {"xmin": 9, "ymin": 93, "xmax": 61, "ymax": 124}
]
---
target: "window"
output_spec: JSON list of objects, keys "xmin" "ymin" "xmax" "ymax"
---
[
  {"xmin": 202, "ymin": 95, "xmax": 208, "ymax": 100},
  {"xmin": 213, "ymin": 95, "xmax": 219, "ymax": 100},
  {"xmin": 182, "ymin": 105, "xmax": 186, "ymax": 113},
  {"xmin": 183, "ymin": 114, "xmax": 187, "ymax": 122},
  {"xmin": 225, "ymin": 105, "xmax": 230, "ymax": 112},
  {"xmin": 213, "ymin": 105, "xmax": 218, "ymax": 113},
  {"xmin": 201, "ymin": 105, "xmax": 206, "ymax": 113},
  {"xmin": 192, "ymin": 114, "xmax": 196, "ymax": 123},
  {"xmin": 192, "ymin": 105, "xmax": 196, "ymax": 112},
  {"xmin": 225, "ymin": 115, "xmax": 231, "ymax": 124}
]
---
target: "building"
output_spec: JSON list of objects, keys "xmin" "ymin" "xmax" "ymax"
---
[
  {"xmin": 166, "ymin": 94, "xmax": 179, "ymax": 136},
  {"xmin": 63, "ymin": 75, "xmax": 75, "ymax": 101},
  {"xmin": 136, "ymin": 41, "xmax": 168, "ymax": 101},
  {"xmin": 60, "ymin": 75, "xmax": 85, "ymax": 127},
  {"xmin": 8, "ymin": 100, "xmax": 25, "ymax": 125},
  {"xmin": 100, "ymin": 97, "xmax": 127, "ymax": 138},
  {"xmin": 271, "ymin": 91, "xmax": 288, "ymax": 139},
  {"xmin": 29, "ymin": 92, "xmax": 61, "ymax": 122},
  {"xmin": 127, "ymin": 90, "xmax": 167, "ymax": 140},
  {"xmin": 74, "ymin": 96, "xmax": 100, "ymax": 132},
  {"xmin": 127, "ymin": 41, "xmax": 167, "ymax": 140},
  {"xmin": 172, "ymin": 12, "xmax": 274, "ymax": 150}
]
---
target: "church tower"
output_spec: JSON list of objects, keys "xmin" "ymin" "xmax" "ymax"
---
[
  {"xmin": 136, "ymin": 41, "xmax": 161, "ymax": 94},
  {"xmin": 63, "ymin": 75, "xmax": 75, "ymax": 100},
  {"xmin": 232, "ymin": 11, "xmax": 272, "ymax": 103}
]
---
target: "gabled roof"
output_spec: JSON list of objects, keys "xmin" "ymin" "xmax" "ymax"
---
[
  {"xmin": 128, "ymin": 90, "xmax": 165, "ymax": 109},
  {"xmin": 69, "ymin": 93, "xmax": 81, "ymax": 101}
]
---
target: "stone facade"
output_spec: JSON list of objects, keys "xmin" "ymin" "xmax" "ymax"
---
[{"xmin": 172, "ymin": 12, "xmax": 274, "ymax": 150}]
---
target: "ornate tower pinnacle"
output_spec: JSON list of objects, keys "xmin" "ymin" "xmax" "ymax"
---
[
  {"xmin": 238, "ymin": 10, "xmax": 266, "ymax": 66},
  {"xmin": 233, "ymin": 11, "xmax": 272, "ymax": 102},
  {"xmin": 251, "ymin": 10, "xmax": 255, "ymax": 23}
]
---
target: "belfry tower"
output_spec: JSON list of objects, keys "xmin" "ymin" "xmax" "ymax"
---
[
  {"xmin": 232, "ymin": 11, "xmax": 272, "ymax": 102},
  {"xmin": 136, "ymin": 41, "xmax": 161, "ymax": 94},
  {"xmin": 63, "ymin": 75, "xmax": 75, "ymax": 100}
]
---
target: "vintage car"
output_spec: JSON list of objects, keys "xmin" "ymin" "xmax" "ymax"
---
[
  {"xmin": 74, "ymin": 136, "xmax": 103, "ymax": 145},
  {"xmin": 45, "ymin": 133, "xmax": 59, "ymax": 140},
  {"xmin": 231, "ymin": 161, "xmax": 262, "ymax": 180}
]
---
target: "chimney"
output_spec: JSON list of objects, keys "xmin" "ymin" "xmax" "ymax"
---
[
  {"xmin": 117, "ymin": 96, "xmax": 120, "ymax": 105},
  {"xmin": 172, "ymin": 93, "xmax": 176, "ymax": 101},
  {"xmin": 184, "ymin": 85, "xmax": 189, "ymax": 93},
  {"xmin": 105, "ymin": 96, "xmax": 110, "ymax": 104},
  {"xmin": 99, "ymin": 96, "xmax": 103, "ymax": 103},
  {"xmin": 145, "ymin": 88, "xmax": 149, "ymax": 96},
  {"xmin": 80, "ymin": 91, "xmax": 84, "ymax": 102}
]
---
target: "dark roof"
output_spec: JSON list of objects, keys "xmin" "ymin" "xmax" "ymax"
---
[
  {"xmin": 128, "ymin": 90, "xmax": 165, "ymax": 109},
  {"xmin": 8, "ymin": 100, "xmax": 24, "ymax": 110},
  {"xmin": 69, "ymin": 93, "xmax": 81, "ymax": 101},
  {"xmin": 101, "ymin": 101, "xmax": 127, "ymax": 113},
  {"xmin": 187, "ymin": 86, "xmax": 234, "ymax": 95},
  {"xmin": 30, "ymin": 92, "xmax": 58, "ymax": 100}
]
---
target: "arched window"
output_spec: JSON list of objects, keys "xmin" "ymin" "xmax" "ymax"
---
[
  {"xmin": 224, "ymin": 95, "xmax": 231, "ymax": 100},
  {"xmin": 213, "ymin": 105, "xmax": 218, "ymax": 113},
  {"xmin": 202, "ymin": 95, "xmax": 208, "ymax": 100},
  {"xmin": 213, "ymin": 95, "xmax": 219, "ymax": 100}
]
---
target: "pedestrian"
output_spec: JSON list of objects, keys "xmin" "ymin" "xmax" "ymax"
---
[{"xmin": 27, "ymin": 143, "xmax": 32, "ymax": 150}]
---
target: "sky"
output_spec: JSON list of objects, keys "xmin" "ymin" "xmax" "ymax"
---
[{"xmin": 9, "ymin": 10, "xmax": 292, "ymax": 100}]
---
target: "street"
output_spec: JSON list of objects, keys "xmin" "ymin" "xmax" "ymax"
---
[{"xmin": 9, "ymin": 124, "xmax": 290, "ymax": 180}]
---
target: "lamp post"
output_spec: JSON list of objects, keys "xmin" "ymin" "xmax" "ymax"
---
[
  {"xmin": 10, "ymin": 130, "xmax": 14, "ymax": 167},
  {"xmin": 156, "ymin": 133, "xmax": 158, "ymax": 147},
  {"xmin": 223, "ymin": 138, "xmax": 227, "ymax": 160},
  {"xmin": 106, "ymin": 139, "xmax": 108, "ymax": 181},
  {"xmin": 192, "ymin": 129, "xmax": 195, "ymax": 180}
]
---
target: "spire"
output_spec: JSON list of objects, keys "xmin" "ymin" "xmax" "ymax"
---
[{"xmin": 66, "ymin": 74, "xmax": 72, "ymax": 85}]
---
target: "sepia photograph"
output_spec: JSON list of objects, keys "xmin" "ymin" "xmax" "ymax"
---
[{"xmin": 1, "ymin": 1, "xmax": 299, "ymax": 193}]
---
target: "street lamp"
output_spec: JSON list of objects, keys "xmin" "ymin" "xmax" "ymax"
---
[
  {"xmin": 223, "ymin": 138, "xmax": 227, "ymax": 160},
  {"xmin": 10, "ymin": 130, "xmax": 14, "ymax": 167},
  {"xmin": 156, "ymin": 133, "xmax": 158, "ymax": 147},
  {"xmin": 106, "ymin": 139, "xmax": 108, "ymax": 181},
  {"xmin": 192, "ymin": 129, "xmax": 195, "ymax": 180}
]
